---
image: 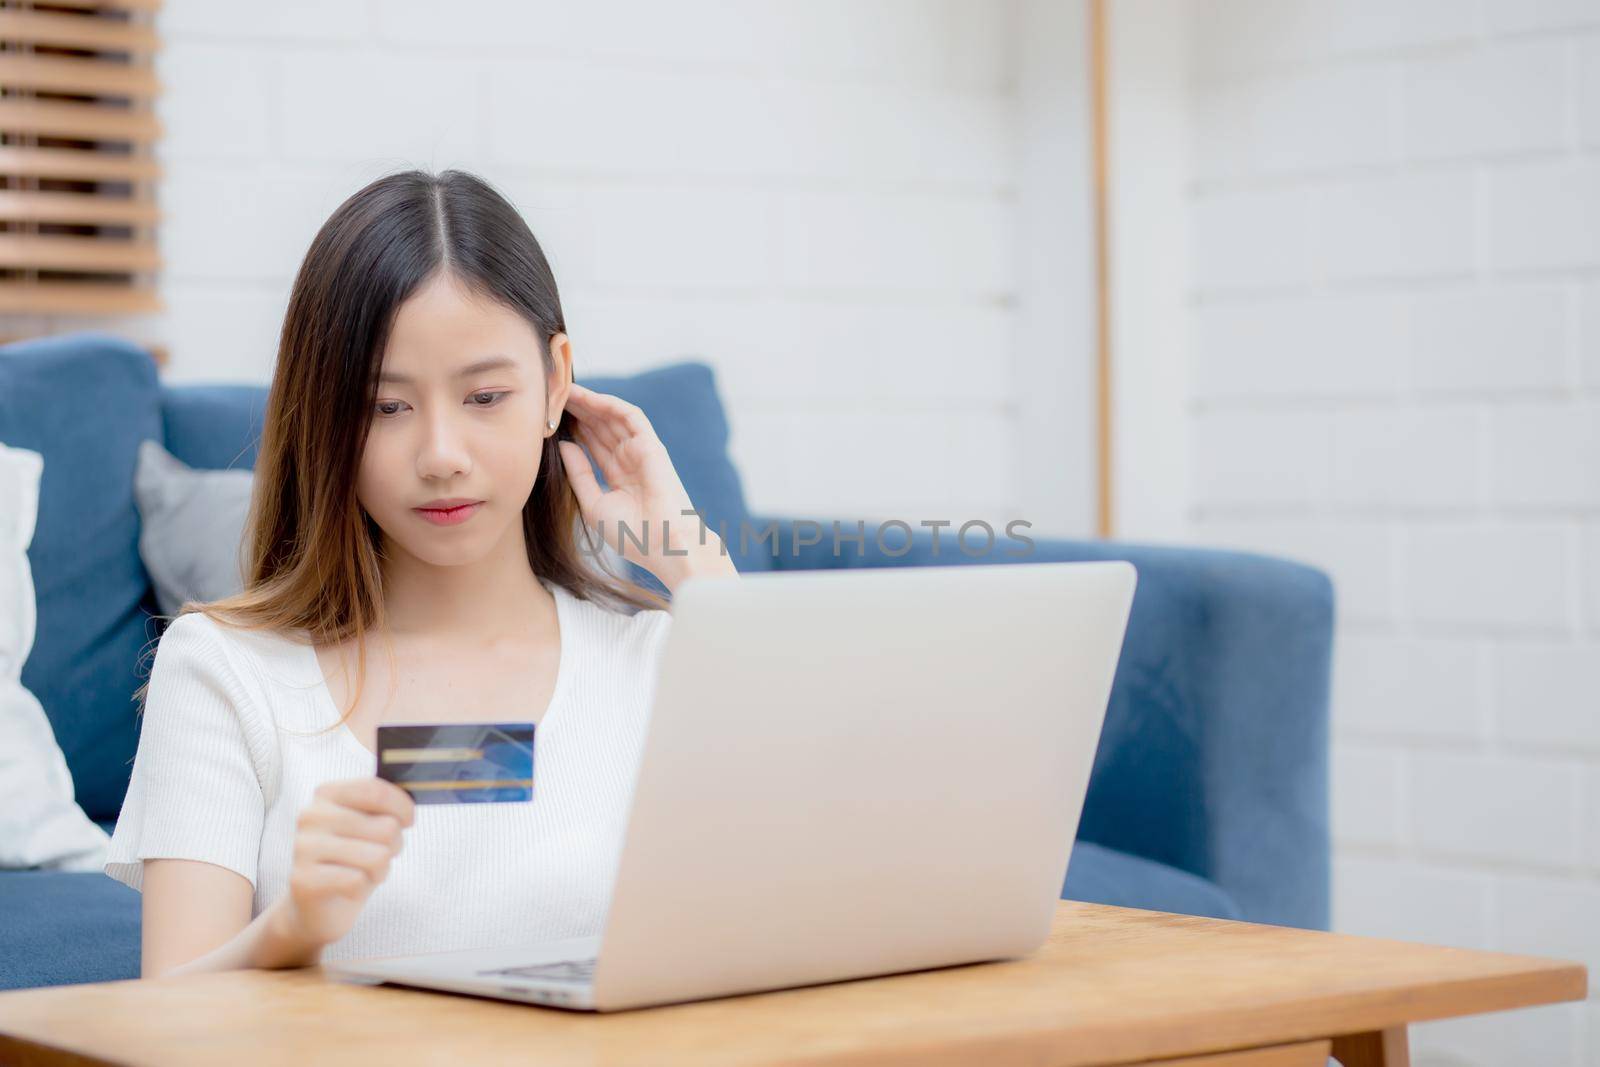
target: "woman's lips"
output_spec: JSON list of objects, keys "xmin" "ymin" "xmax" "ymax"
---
[{"xmin": 414, "ymin": 501, "xmax": 483, "ymax": 526}]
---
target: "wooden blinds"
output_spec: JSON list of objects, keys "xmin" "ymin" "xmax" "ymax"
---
[{"xmin": 0, "ymin": 0, "xmax": 161, "ymax": 316}]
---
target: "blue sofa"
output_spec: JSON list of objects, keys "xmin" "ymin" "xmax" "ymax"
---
[{"xmin": 0, "ymin": 332, "xmax": 1334, "ymax": 990}]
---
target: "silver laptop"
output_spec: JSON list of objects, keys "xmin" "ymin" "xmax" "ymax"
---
[{"xmin": 327, "ymin": 560, "xmax": 1137, "ymax": 1011}]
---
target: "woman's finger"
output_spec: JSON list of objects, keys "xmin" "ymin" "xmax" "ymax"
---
[
  {"xmin": 298, "ymin": 806, "xmax": 403, "ymax": 850},
  {"xmin": 568, "ymin": 402, "xmax": 624, "ymax": 453},
  {"xmin": 567, "ymin": 385, "xmax": 653, "ymax": 441},
  {"xmin": 295, "ymin": 862, "xmax": 369, "ymax": 898},
  {"xmin": 572, "ymin": 420, "xmax": 628, "ymax": 486},
  {"xmin": 295, "ymin": 830, "xmax": 396, "ymax": 875},
  {"xmin": 572, "ymin": 406, "xmax": 627, "ymax": 457},
  {"xmin": 559, "ymin": 441, "xmax": 604, "ymax": 516},
  {"xmin": 318, "ymin": 777, "xmax": 414, "ymax": 825}
]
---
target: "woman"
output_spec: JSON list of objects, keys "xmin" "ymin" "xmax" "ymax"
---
[{"xmin": 104, "ymin": 169, "xmax": 738, "ymax": 977}]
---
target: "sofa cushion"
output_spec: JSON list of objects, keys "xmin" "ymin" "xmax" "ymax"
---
[
  {"xmin": 0, "ymin": 840, "xmax": 1235, "ymax": 991},
  {"xmin": 0, "ymin": 869, "xmax": 141, "ymax": 989},
  {"xmin": 0, "ymin": 443, "xmax": 110, "ymax": 870},
  {"xmin": 0, "ymin": 333, "xmax": 163, "ymax": 823},
  {"xmin": 160, "ymin": 382, "xmax": 269, "ymax": 471},
  {"xmin": 135, "ymin": 440, "xmax": 255, "ymax": 617},
  {"xmin": 1063, "ymin": 840, "xmax": 1242, "ymax": 921}
]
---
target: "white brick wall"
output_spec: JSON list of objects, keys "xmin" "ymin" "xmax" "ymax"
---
[
  {"xmin": 1411, "ymin": 282, "xmax": 1569, "ymax": 394},
  {"xmin": 1332, "ymin": 854, "xmax": 1493, "ymax": 948},
  {"xmin": 1183, "ymin": 2, "xmax": 1600, "ymax": 1062},
  {"xmin": 1319, "ymin": 171, "xmax": 1478, "ymax": 282},
  {"xmin": 1489, "ymin": 160, "xmax": 1600, "ymax": 271},
  {"xmin": 1194, "ymin": 292, "xmax": 1407, "ymax": 400},
  {"xmin": 1494, "ymin": 640, "xmax": 1600, "ymax": 752},
  {"xmin": 1334, "ymin": 633, "xmax": 1487, "ymax": 741},
  {"xmin": 1403, "ymin": 38, "xmax": 1569, "ymax": 161},
  {"xmin": 31, "ymin": 0, "xmax": 1039, "ymax": 530},
  {"xmin": 1587, "ymin": 767, "xmax": 1600, "ymax": 866}
]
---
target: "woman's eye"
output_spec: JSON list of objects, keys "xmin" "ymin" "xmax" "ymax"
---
[
  {"xmin": 469, "ymin": 391, "xmax": 508, "ymax": 407},
  {"xmin": 375, "ymin": 400, "xmax": 406, "ymax": 417}
]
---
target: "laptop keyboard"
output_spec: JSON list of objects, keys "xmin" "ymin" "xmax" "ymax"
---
[{"xmin": 479, "ymin": 957, "xmax": 598, "ymax": 984}]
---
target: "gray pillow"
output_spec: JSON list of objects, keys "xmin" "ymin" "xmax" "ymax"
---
[{"xmin": 134, "ymin": 439, "xmax": 253, "ymax": 616}]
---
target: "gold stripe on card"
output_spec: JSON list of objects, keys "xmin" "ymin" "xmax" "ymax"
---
[{"xmin": 380, "ymin": 747, "xmax": 486, "ymax": 764}]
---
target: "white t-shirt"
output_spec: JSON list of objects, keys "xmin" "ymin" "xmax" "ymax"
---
[{"xmin": 104, "ymin": 577, "xmax": 672, "ymax": 962}]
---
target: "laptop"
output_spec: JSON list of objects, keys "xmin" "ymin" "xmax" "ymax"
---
[{"xmin": 326, "ymin": 559, "xmax": 1137, "ymax": 1011}]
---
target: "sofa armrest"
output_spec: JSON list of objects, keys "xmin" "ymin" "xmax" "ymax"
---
[{"xmin": 744, "ymin": 514, "xmax": 1334, "ymax": 930}]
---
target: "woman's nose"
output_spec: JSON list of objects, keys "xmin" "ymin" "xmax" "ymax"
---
[{"xmin": 416, "ymin": 409, "xmax": 471, "ymax": 480}]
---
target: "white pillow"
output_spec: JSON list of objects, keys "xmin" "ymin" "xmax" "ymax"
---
[
  {"xmin": 0, "ymin": 441, "xmax": 110, "ymax": 870},
  {"xmin": 135, "ymin": 439, "xmax": 255, "ymax": 616}
]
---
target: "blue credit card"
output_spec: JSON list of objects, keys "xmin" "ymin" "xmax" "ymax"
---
[{"xmin": 375, "ymin": 722, "xmax": 535, "ymax": 805}]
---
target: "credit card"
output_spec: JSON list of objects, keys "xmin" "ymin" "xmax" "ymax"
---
[{"xmin": 375, "ymin": 722, "xmax": 535, "ymax": 804}]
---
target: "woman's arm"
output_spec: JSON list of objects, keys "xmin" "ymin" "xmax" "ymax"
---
[
  {"xmin": 138, "ymin": 777, "xmax": 414, "ymax": 978},
  {"xmin": 657, "ymin": 529, "xmax": 739, "ymax": 595},
  {"xmin": 141, "ymin": 859, "xmax": 320, "ymax": 977}
]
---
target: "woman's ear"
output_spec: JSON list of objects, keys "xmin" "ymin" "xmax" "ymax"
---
[{"xmin": 546, "ymin": 332, "xmax": 574, "ymax": 429}]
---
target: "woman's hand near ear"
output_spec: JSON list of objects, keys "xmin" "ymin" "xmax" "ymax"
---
[{"xmin": 557, "ymin": 383, "xmax": 739, "ymax": 593}]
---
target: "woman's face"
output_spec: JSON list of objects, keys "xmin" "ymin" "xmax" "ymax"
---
[{"xmin": 358, "ymin": 271, "xmax": 571, "ymax": 568}]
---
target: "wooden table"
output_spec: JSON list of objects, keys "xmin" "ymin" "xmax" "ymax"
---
[{"xmin": 0, "ymin": 903, "xmax": 1585, "ymax": 1066}]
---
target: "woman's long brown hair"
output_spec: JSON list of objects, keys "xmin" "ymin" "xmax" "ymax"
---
[{"xmin": 139, "ymin": 168, "xmax": 667, "ymax": 725}]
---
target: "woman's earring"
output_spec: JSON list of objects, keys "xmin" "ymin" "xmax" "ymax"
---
[{"xmin": 546, "ymin": 418, "xmax": 559, "ymax": 433}]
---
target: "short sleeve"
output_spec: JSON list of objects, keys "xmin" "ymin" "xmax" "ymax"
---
[{"xmin": 103, "ymin": 613, "xmax": 269, "ymax": 893}]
